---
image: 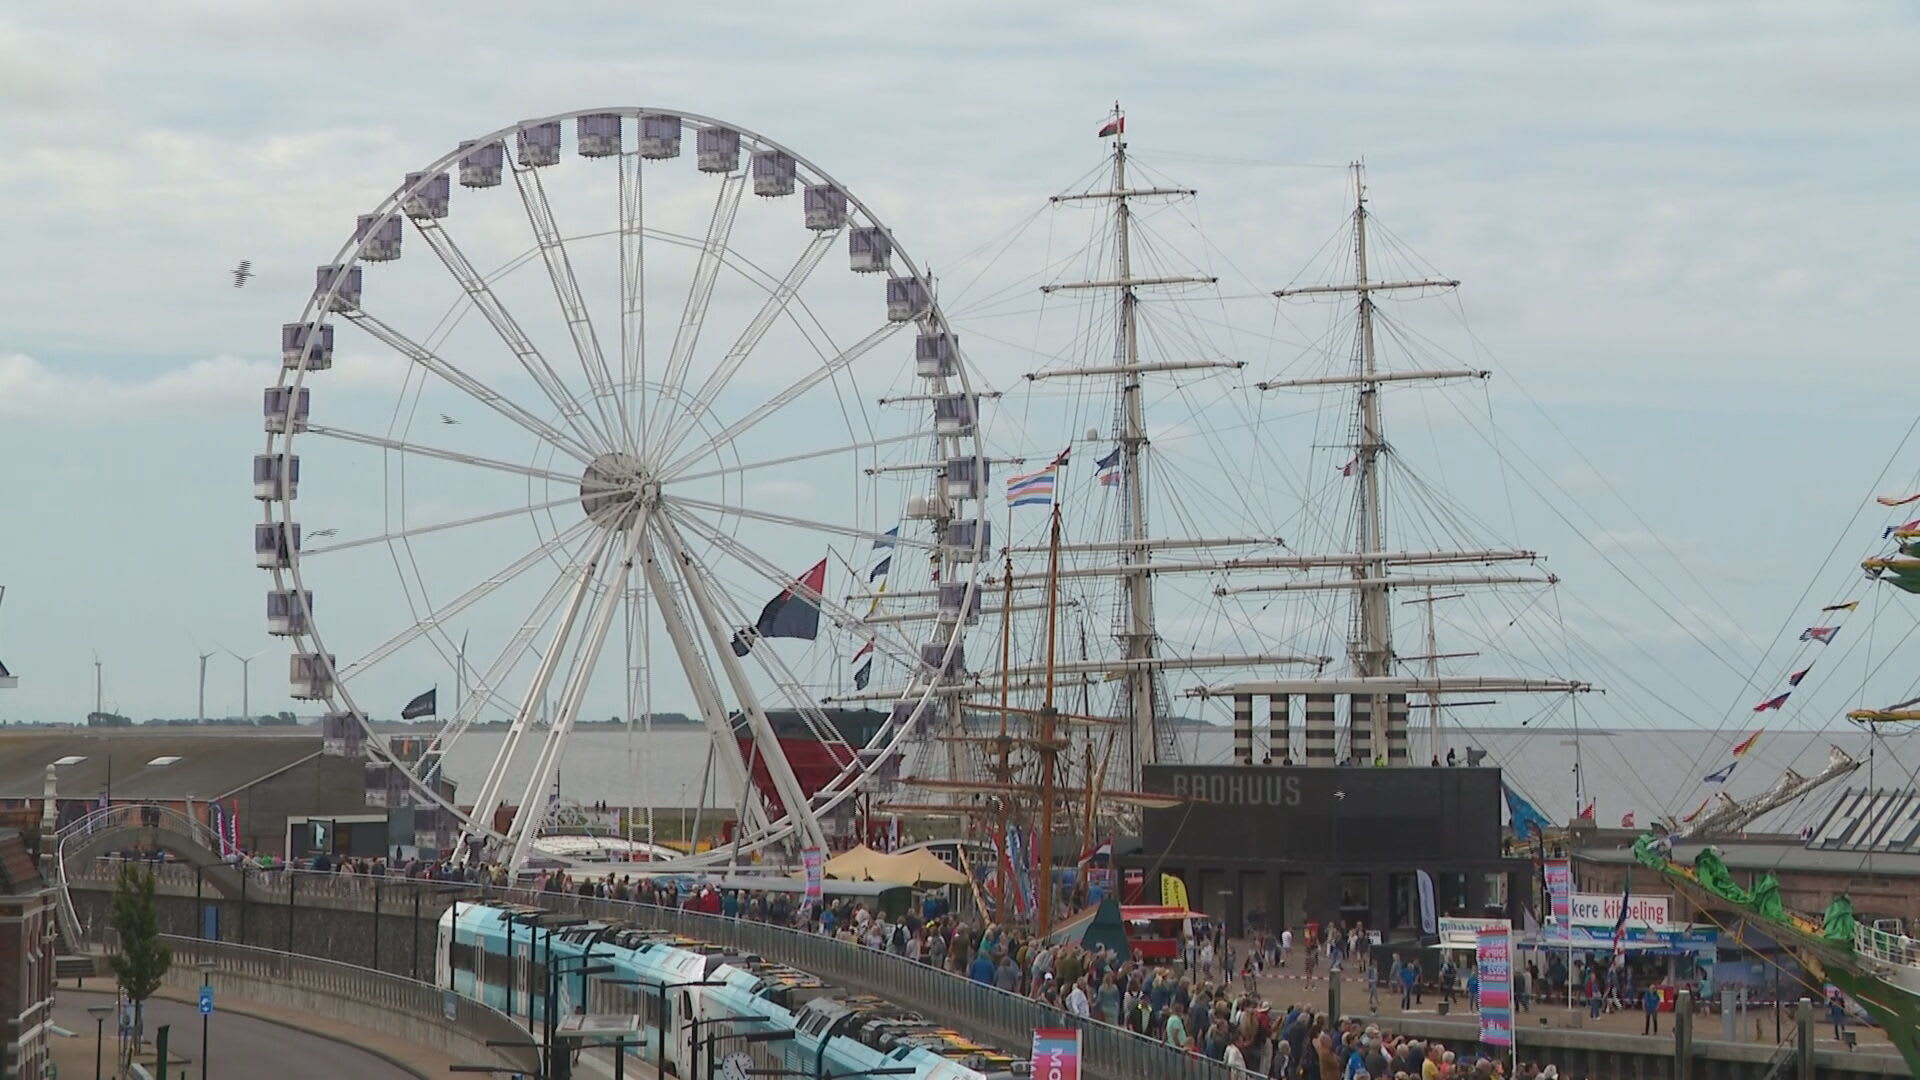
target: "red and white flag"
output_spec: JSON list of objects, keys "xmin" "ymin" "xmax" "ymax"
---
[
  {"xmin": 1620, "ymin": 812, "xmax": 1635, "ymax": 828},
  {"xmin": 1097, "ymin": 116, "xmax": 1125, "ymax": 138}
]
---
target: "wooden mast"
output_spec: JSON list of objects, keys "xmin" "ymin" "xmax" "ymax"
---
[
  {"xmin": 1038, "ymin": 503, "xmax": 1064, "ymax": 936},
  {"xmin": 994, "ymin": 545, "xmax": 1016, "ymax": 914}
]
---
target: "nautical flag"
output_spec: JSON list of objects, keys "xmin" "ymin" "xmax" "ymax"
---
[
  {"xmin": 1703, "ymin": 761, "xmax": 1737, "ymax": 784},
  {"xmin": 1620, "ymin": 812, "xmax": 1635, "ymax": 829},
  {"xmin": 1788, "ymin": 667, "xmax": 1811, "ymax": 687},
  {"xmin": 401, "ymin": 688, "xmax": 437, "ymax": 720},
  {"xmin": 1800, "ymin": 626, "xmax": 1838, "ymax": 644},
  {"xmin": 1340, "ymin": 455, "xmax": 1359, "ymax": 477},
  {"xmin": 873, "ymin": 526, "xmax": 899, "ymax": 550},
  {"xmin": 1097, "ymin": 117, "xmax": 1125, "ymax": 138},
  {"xmin": 1681, "ymin": 796, "xmax": 1710, "ymax": 823},
  {"xmin": 1503, "ymin": 783, "xmax": 1553, "ymax": 839},
  {"xmin": 1095, "ymin": 447, "xmax": 1121, "ymax": 487},
  {"xmin": 1822, "ymin": 601, "xmax": 1860, "ymax": 612},
  {"xmin": 853, "ymin": 660, "xmax": 872, "ymax": 691},
  {"xmin": 1006, "ymin": 467, "xmax": 1057, "ymax": 507},
  {"xmin": 1876, "ymin": 493, "xmax": 1920, "ymax": 507},
  {"xmin": 869, "ymin": 557, "xmax": 892, "ymax": 581},
  {"xmin": 865, "ymin": 580, "xmax": 887, "ymax": 618},
  {"xmin": 1578, "ymin": 800, "xmax": 1596, "ymax": 821},
  {"xmin": 1752, "ymin": 693, "xmax": 1789, "ymax": 712},
  {"xmin": 853, "ymin": 639, "xmax": 874, "ymax": 662},
  {"xmin": 1732, "ymin": 731, "xmax": 1761, "ymax": 757},
  {"xmin": 731, "ymin": 558, "xmax": 828, "ymax": 655}
]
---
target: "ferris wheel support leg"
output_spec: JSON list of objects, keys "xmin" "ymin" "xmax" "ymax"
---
[
  {"xmin": 636, "ymin": 531, "xmax": 774, "ymax": 841},
  {"xmin": 618, "ymin": 149, "xmax": 646, "ymax": 454},
  {"xmin": 654, "ymin": 513, "xmax": 830, "ymax": 854},
  {"xmin": 436, "ymin": 532, "xmax": 601, "ymax": 820},
  {"xmin": 502, "ymin": 514, "xmax": 650, "ymax": 874},
  {"xmin": 459, "ymin": 530, "xmax": 614, "ymax": 863}
]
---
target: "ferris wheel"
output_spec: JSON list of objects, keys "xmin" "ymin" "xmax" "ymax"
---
[{"xmin": 256, "ymin": 108, "xmax": 986, "ymax": 869}]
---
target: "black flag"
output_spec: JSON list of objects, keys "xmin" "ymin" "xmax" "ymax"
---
[
  {"xmin": 401, "ymin": 688, "xmax": 437, "ymax": 720},
  {"xmin": 731, "ymin": 558, "xmax": 827, "ymax": 656}
]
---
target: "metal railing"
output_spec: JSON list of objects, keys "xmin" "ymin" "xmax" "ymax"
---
[
  {"xmin": 159, "ymin": 934, "xmax": 539, "ymax": 1076},
  {"xmin": 1854, "ymin": 921, "xmax": 1920, "ymax": 972},
  {"xmin": 51, "ymin": 804, "xmax": 234, "ymax": 952},
  {"xmin": 71, "ymin": 861, "xmax": 1230, "ymax": 1080}
]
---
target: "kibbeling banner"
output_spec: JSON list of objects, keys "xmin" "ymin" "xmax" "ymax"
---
[
  {"xmin": 1570, "ymin": 892, "xmax": 1670, "ymax": 928},
  {"xmin": 1032, "ymin": 1028, "xmax": 1081, "ymax": 1080}
]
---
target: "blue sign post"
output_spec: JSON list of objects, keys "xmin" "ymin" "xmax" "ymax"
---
[
  {"xmin": 199, "ymin": 986, "xmax": 214, "ymax": 1015},
  {"xmin": 200, "ymin": 983, "xmax": 215, "ymax": 1080}
]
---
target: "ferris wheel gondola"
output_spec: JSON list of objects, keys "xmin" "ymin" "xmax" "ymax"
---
[{"xmin": 260, "ymin": 108, "xmax": 986, "ymax": 870}]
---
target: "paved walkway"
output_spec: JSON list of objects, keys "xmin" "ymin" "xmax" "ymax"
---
[
  {"xmin": 1239, "ymin": 964, "xmax": 1899, "ymax": 1055},
  {"xmin": 51, "ymin": 981, "xmax": 451, "ymax": 1079}
]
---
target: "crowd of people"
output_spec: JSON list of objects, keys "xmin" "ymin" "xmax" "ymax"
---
[{"xmin": 235, "ymin": 854, "xmax": 1611, "ymax": 1078}]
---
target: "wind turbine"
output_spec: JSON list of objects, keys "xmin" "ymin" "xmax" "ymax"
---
[
  {"xmin": 223, "ymin": 647, "xmax": 265, "ymax": 722},
  {"xmin": 197, "ymin": 650, "xmax": 215, "ymax": 723}
]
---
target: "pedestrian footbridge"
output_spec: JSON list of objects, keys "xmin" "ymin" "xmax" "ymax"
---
[{"xmin": 49, "ymin": 804, "xmax": 243, "ymax": 951}]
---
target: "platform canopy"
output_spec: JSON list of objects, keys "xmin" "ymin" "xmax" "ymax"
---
[{"xmin": 798, "ymin": 843, "xmax": 969, "ymax": 887}]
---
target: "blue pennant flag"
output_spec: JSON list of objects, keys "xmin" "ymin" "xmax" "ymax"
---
[
  {"xmin": 1503, "ymin": 783, "xmax": 1553, "ymax": 839},
  {"xmin": 1703, "ymin": 761, "xmax": 1737, "ymax": 784},
  {"xmin": 873, "ymin": 526, "xmax": 899, "ymax": 550},
  {"xmin": 868, "ymin": 556, "xmax": 892, "ymax": 581}
]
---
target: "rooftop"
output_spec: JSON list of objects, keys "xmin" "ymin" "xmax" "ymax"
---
[
  {"xmin": 0, "ymin": 729, "xmax": 324, "ymax": 801},
  {"xmin": 0, "ymin": 829, "xmax": 45, "ymax": 894},
  {"xmin": 1577, "ymin": 838, "xmax": 1920, "ymax": 878}
]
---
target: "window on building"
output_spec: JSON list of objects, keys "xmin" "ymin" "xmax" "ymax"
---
[
  {"xmin": 1388, "ymin": 873, "xmax": 1416, "ymax": 929},
  {"xmin": 1441, "ymin": 872, "xmax": 1470, "ymax": 914},
  {"xmin": 1483, "ymin": 872, "xmax": 1509, "ymax": 911},
  {"xmin": 1339, "ymin": 874, "xmax": 1371, "ymax": 918}
]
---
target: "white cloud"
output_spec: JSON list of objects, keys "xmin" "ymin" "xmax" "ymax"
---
[{"xmin": 0, "ymin": 350, "xmax": 408, "ymax": 421}]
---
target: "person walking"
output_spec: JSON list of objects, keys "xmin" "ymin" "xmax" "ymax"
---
[
  {"xmin": 1399, "ymin": 956, "xmax": 1418, "ymax": 1011},
  {"xmin": 1829, "ymin": 991, "xmax": 1848, "ymax": 1041},
  {"xmin": 1641, "ymin": 984, "xmax": 1661, "ymax": 1035}
]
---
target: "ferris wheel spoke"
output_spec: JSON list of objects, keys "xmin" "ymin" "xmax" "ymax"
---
[
  {"xmin": 305, "ymin": 425, "xmax": 582, "ymax": 485},
  {"xmin": 665, "ymin": 493, "xmax": 936, "ymax": 554},
  {"xmin": 664, "ymin": 504, "xmax": 923, "ymax": 667},
  {"xmin": 336, "ymin": 516, "xmax": 596, "ymax": 681},
  {"xmin": 671, "ymin": 430, "xmax": 927, "ymax": 485},
  {"xmin": 412, "ymin": 217, "xmax": 613, "ymax": 452},
  {"xmin": 510, "ymin": 162, "xmax": 630, "ymax": 445},
  {"xmin": 652, "ymin": 512, "xmax": 829, "ymax": 851},
  {"xmin": 346, "ymin": 310, "xmax": 597, "ymax": 465},
  {"xmin": 645, "ymin": 172, "xmax": 746, "ymax": 452},
  {"xmin": 619, "ymin": 150, "xmax": 647, "ymax": 453},
  {"xmin": 305, "ymin": 494, "xmax": 581, "ymax": 557},
  {"xmin": 653, "ymin": 230, "xmax": 837, "ymax": 464},
  {"xmin": 656, "ymin": 320, "xmax": 908, "ymax": 479}
]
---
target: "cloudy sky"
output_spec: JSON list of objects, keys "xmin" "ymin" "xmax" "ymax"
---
[{"xmin": 1, "ymin": 3, "xmax": 1917, "ymax": 814}]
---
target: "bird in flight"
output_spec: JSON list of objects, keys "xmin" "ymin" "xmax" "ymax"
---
[
  {"xmin": 440, "ymin": 413, "xmax": 460, "ymax": 425},
  {"xmin": 231, "ymin": 260, "xmax": 254, "ymax": 288}
]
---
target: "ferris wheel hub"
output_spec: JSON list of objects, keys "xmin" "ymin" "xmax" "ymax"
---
[{"xmin": 579, "ymin": 451, "xmax": 655, "ymax": 529}]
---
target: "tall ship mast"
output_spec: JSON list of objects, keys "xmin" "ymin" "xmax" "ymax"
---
[{"xmin": 1190, "ymin": 162, "xmax": 1590, "ymax": 763}]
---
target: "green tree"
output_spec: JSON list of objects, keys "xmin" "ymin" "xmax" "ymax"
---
[{"xmin": 108, "ymin": 863, "xmax": 172, "ymax": 1052}]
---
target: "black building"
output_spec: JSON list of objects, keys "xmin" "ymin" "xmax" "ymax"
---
[{"xmin": 1128, "ymin": 763, "xmax": 1526, "ymax": 939}]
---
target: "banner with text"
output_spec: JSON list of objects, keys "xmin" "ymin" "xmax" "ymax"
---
[
  {"xmin": 802, "ymin": 846, "xmax": 824, "ymax": 905},
  {"xmin": 1032, "ymin": 1027, "xmax": 1082, "ymax": 1080},
  {"xmin": 1477, "ymin": 925, "xmax": 1513, "ymax": 1049},
  {"xmin": 1545, "ymin": 858, "xmax": 1572, "ymax": 922},
  {"xmin": 1570, "ymin": 891, "xmax": 1670, "ymax": 928}
]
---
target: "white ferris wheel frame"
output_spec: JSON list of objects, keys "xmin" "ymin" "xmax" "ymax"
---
[{"xmin": 262, "ymin": 106, "xmax": 987, "ymax": 870}]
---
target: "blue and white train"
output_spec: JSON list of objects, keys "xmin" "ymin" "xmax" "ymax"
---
[{"xmin": 437, "ymin": 902, "xmax": 1024, "ymax": 1080}]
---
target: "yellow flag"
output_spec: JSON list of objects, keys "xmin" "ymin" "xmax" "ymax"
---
[{"xmin": 1161, "ymin": 873, "xmax": 1190, "ymax": 910}]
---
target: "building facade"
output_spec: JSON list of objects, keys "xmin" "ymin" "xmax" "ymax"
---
[
  {"xmin": 1130, "ymin": 763, "xmax": 1525, "ymax": 938},
  {"xmin": 0, "ymin": 829, "xmax": 55, "ymax": 1080}
]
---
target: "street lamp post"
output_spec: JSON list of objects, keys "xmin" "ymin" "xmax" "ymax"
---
[
  {"xmin": 86, "ymin": 1004, "xmax": 113, "ymax": 1080},
  {"xmin": 598, "ymin": 977, "xmax": 726, "ymax": 1077},
  {"xmin": 694, "ymin": 1021, "xmax": 793, "ymax": 1080},
  {"xmin": 198, "ymin": 960, "xmax": 218, "ymax": 1080}
]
